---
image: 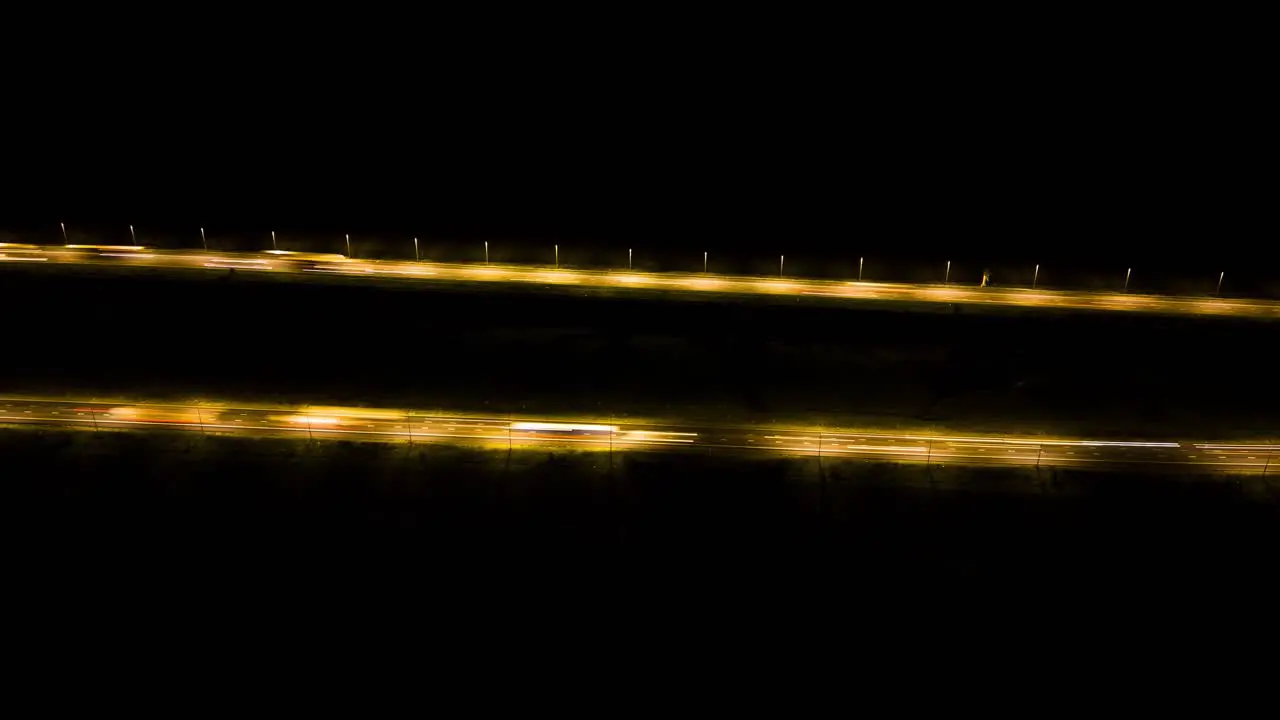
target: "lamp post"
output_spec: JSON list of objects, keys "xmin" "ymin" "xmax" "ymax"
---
[
  {"xmin": 945, "ymin": 260, "xmax": 951, "ymax": 285},
  {"xmin": 628, "ymin": 248, "xmax": 632, "ymax": 270},
  {"xmin": 60, "ymin": 222, "xmax": 67, "ymax": 244},
  {"xmin": 1124, "ymin": 267, "xmax": 1131, "ymax": 291},
  {"xmin": 272, "ymin": 231, "xmax": 277, "ymax": 251},
  {"xmin": 414, "ymin": 237, "xmax": 419, "ymax": 262},
  {"xmin": 201, "ymin": 227, "xmax": 207, "ymax": 251},
  {"xmin": 555, "ymin": 244, "xmax": 559, "ymax": 269},
  {"xmin": 1216, "ymin": 271, "xmax": 1224, "ymax": 295},
  {"xmin": 704, "ymin": 251, "xmax": 708, "ymax": 273},
  {"xmin": 780, "ymin": 255, "xmax": 785, "ymax": 278},
  {"xmin": 129, "ymin": 224, "xmax": 135, "ymax": 245},
  {"xmin": 345, "ymin": 233, "xmax": 351, "ymax": 258},
  {"xmin": 1033, "ymin": 264, "xmax": 1039, "ymax": 288},
  {"xmin": 484, "ymin": 241, "xmax": 489, "ymax": 265},
  {"xmin": 859, "ymin": 256, "xmax": 863, "ymax": 282}
]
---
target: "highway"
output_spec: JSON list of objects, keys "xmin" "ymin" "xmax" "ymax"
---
[
  {"xmin": 2, "ymin": 243, "xmax": 1278, "ymax": 319},
  {"xmin": 2, "ymin": 397, "xmax": 1274, "ymax": 474}
]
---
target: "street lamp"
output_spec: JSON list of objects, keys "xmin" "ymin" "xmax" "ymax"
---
[
  {"xmin": 859, "ymin": 256, "xmax": 863, "ymax": 282},
  {"xmin": 1216, "ymin": 271, "xmax": 1224, "ymax": 295},
  {"xmin": 201, "ymin": 227, "xmax": 207, "ymax": 251},
  {"xmin": 555, "ymin": 244, "xmax": 559, "ymax": 269},
  {"xmin": 704, "ymin": 251, "xmax": 708, "ymax": 273},
  {"xmin": 414, "ymin": 237, "xmax": 419, "ymax": 262},
  {"xmin": 346, "ymin": 233, "xmax": 352, "ymax": 258},
  {"xmin": 780, "ymin": 255, "xmax": 785, "ymax": 278},
  {"xmin": 1124, "ymin": 267, "xmax": 1131, "ymax": 291},
  {"xmin": 628, "ymin": 248, "xmax": 632, "ymax": 270},
  {"xmin": 60, "ymin": 222, "xmax": 67, "ymax": 244},
  {"xmin": 129, "ymin": 224, "xmax": 135, "ymax": 245},
  {"xmin": 272, "ymin": 231, "xmax": 277, "ymax": 251},
  {"xmin": 945, "ymin": 260, "xmax": 951, "ymax": 284},
  {"xmin": 1033, "ymin": 264, "xmax": 1039, "ymax": 288}
]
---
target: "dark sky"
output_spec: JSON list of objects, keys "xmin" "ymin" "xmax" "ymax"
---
[{"xmin": 3, "ymin": 13, "xmax": 1269, "ymax": 269}]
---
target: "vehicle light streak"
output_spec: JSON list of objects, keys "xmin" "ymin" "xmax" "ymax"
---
[
  {"xmin": 511, "ymin": 421, "xmax": 619, "ymax": 433},
  {"xmin": 537, "ymin": 272, "xmax": 578, "ymax": 283},
  {"xmin": 2, "ymin": 392, "xmax": 1270, "ymax": 475},
  {"xmin": 625, "ymin": 430, "xmax": 698, "ymax": 436},
  {"xmin": 65, "ymin": 245, "xmax": 146, "ymax": 251},
  {"xmin": 3, "ymin": 244, "xmax": 1278, "ymax": 319},
  {"xmin": 278, "ymin": 415, "xmax": 341, "ymax": 425},
  {"xmin": 842, "ymin": 445, "xmax": 928, "ymax": 453}
]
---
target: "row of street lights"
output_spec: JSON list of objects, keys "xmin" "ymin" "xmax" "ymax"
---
[
  {"xmin": 484, "ymin": 245, "xmax": 1230, "ymax": 295},
  {"xmin": 51, "ymin": 223, "xmax": 1234, "ymax": 293}
]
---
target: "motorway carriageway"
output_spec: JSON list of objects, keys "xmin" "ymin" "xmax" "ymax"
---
[
  {"xmin": 2, "ymin": 397, "xmax": 1275, "ymax": 474},
  {"xmin": 2, "ymin": 244, "xmax": 1278, "ymax": 319}
]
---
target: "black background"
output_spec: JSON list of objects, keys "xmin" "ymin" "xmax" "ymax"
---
[
  {"xmin": 3, "ymin": 10, "xmax": 1270, "ymax": 272},
  {"xmin": 3, "ymin": 10, "xmax": 1275, "ymax": 636}
]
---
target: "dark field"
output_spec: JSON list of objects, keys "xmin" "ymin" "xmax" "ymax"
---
[
  {"xmin": 2, "ymin": 266, "xmax": 1276, "ymax": 439},
  {"xmin": 4, "ymin": 429, "xmax": 1277, "ymax": 605}
]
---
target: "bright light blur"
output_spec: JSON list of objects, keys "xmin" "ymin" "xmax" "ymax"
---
[
  {"xmin": 511, "ymin": 421, "xmax": 618, "ymax": 433},
  {"xmin": 99, "ymin": 407, "xmax": 200, "ymax": 423},
  {"xmin": 537, "ymin": 272, "xmax": 578, "ymax": 284},
  {"xmin": 7, "ymin": 243, "xmax": 1279, "ymax": 320},
  {"xmin": 758, "ymin": 280, "xmax": 795, "ymax": 292},
  {"xmin": 274, "ymin": 415, "xmax": 341, "ymax": 425},
  {"xmin": 66, "ymin": 245, "xmax": 146, "ymax": 251},
  {"xmin": 263, "ymin": 250, "xmax": 347, "ymax": 261},
  {"xmin": 625, "ymin": 430, "xmax": 698, "ymax": 437},
  {"xmin": 205, "ymin": 259, "xmax": 270, "ymax": 268},
  {"xmin": 4, "ymin": 395, "xmax": 1274, "ymax": 472},
  {"xmin": 309, "ymin": 407, "xmax": 403, "ymax": 421}
]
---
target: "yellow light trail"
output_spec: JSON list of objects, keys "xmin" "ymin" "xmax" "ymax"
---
[
  {"xmin": 0, "ymin": 396, "xmax": 1274, "ymax": 475},
  {"xmin": 5, "ymin": 245, "xmax": 1275, "ymax": 319}
]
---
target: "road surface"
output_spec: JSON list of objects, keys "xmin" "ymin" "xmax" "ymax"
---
[
  {"xmin": 2, "ymin": 397, "xmax": 1273, "ymax": 474},
  {"xmin": 2, "ymin": 243, "xmax": 1277, "ymax": 319}
]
